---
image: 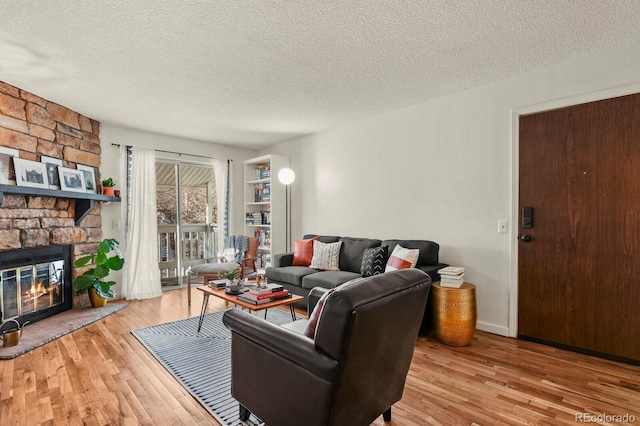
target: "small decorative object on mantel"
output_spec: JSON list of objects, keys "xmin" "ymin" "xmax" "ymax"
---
[{"xmin": 101, "ymin": 177, "xmax": 115, "ymax": 196}]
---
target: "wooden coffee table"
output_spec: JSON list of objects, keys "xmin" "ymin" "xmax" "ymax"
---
[{"xmin": 196, "ymin": 285, "xmax": 303, "ymax": 332}]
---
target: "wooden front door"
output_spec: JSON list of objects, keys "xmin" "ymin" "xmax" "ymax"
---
[{"xmin": 518, "ymin": 93, "xmax": 640, "ymax": 363}]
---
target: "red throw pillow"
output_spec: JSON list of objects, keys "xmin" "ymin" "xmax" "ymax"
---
[
  {"xmin": 292, "ymin": 236, "xmax": 320, "ymax": 266},
  {"xmin": 303, "ymin": 289, "xmax": 333, "ymax": 338}
]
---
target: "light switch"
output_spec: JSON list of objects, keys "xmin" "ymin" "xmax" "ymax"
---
[{"xmin": 498, "ymin": 220, "xmax": 508, "ymax": 234}]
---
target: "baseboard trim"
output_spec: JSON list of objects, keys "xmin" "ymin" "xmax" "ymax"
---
[{"xmin": 477, "ymin": 321, "xmax": 509, "ymax": 337}]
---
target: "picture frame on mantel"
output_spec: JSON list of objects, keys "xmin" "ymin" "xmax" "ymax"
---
[
  {"xmin": 13, "ymin": 157, "xmax": 50, "ymax": 189},
  {"xmin": 0, "ymin": 146, "xmax": 19, "ymax": 185},
  {"xmin": 76, "ymin": 164, "xmax": 97, "ymax": 193},
  {"xmin": 41, "ymin": 155, "xmax": 63, "ymax": 190},
  {"xmin": 58, "ymin": 166, "xmax": 87, "ymax": 193}
]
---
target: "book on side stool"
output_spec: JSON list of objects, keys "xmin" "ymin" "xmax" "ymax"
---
[{"xmin": 438, "ymin": 266, "xmax": 465, "ymax": 288}]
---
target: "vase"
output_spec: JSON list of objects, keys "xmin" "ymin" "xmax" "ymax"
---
[
  {"xmin": 88, "ymin": 287, "xmax": 108, "ymax": 307},
  {"xmin": 103, "ymin": 187, "xmax": 115, "ymax": 197}
]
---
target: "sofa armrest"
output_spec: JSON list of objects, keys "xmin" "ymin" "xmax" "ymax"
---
[
  {"xmin": 223, "ymin": 308, "xmax": 338, "ymax": 381},
  {"xmin": 272, "ymin": 252, "xmax": 294, "ymax": 267},
  {"xmin": 308, "ymin": 287, "xmax": 331, "ymax": 312}
]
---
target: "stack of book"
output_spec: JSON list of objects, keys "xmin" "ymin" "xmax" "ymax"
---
[
  {"xmin": 438, "ymin": 266, "xmax": 465, "ymax": 288},
  {"xmin": 237, "ymin": 283, "xmax": 291, "ymax": 305},
  {"xmin": 208, "ymin": 279, "xmax": 228, "ymax": 289}
]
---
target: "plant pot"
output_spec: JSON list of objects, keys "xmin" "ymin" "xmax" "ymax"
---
[
  {"xmin": 103, "ymin": 187, "xmax": 115, "ymax": 197},
  {"xmin": 88, "ymin": 287, "xmax": 108, "ymax": 307}
]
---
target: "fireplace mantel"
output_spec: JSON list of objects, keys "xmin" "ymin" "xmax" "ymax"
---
[{"xmin": 0, "ymin": 184, "xmax": 121, "ymax": 224}]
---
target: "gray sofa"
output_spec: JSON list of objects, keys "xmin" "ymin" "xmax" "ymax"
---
[{"xmin": 266, "ymin": 234, "xmax": 447, "ymax": 309}]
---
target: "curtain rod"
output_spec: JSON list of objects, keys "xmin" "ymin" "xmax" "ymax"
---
[{"xmin": 110, "ymin": 143, "xmax": 221, "ymax": 161}]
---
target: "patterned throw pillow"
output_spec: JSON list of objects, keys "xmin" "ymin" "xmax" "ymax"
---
[
  {"xmin": 360, "ymin": 245, "xmax": 388, "ymax": 277},
  {"xmin": 385, "ymin": 244, "xmax": 419, "ymax": 272},
  {"xmin": 292, "ymin": 236, "xmax": 320, "ymax": 266},
  {"xmin": 309, "ymin": 240, "xmax": 342, "ymax": 271}
]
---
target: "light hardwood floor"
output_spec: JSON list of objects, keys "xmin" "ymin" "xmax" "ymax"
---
[{"xmin": 1, "ymin": 286, "xmax": 638, "ymax": 425}]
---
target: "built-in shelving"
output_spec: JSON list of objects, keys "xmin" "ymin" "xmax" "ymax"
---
[
  {"xmin": 0, "ymin": 184, "xmax": 121, "ymax": 225},
  {"xmin": 244, "ymin": 154, "xmax": 289, "ymax": 267}
]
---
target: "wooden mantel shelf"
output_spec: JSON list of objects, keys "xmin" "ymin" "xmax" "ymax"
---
[{"xmin": 0, "ymin": 184, "xmax": 121, "ymax": 225}]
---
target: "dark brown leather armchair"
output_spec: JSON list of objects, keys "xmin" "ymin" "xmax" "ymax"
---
[{"xmin": 222, "ymin": 269, "xmax": 432, "ymax": 426}]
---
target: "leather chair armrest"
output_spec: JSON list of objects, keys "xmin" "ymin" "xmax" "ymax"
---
[
  {"xmin": 272, "ymin": 252, "xmax": 294, "ymax": 267},
  {"xmin": 308, "ymin": 287, "xmax": 330, "ymax": 312},
  {"xmin": 223, "ymin": 308, "xmax": 338, "ymax": 381}
]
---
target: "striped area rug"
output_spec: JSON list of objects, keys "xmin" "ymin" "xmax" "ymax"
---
[{"xmin": 131, "ymin": 308, "xmax": 294, "ymax": 426}]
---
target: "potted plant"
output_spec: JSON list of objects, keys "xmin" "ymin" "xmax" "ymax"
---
[
  {"xmin": 73, "ymin": 238, "xmax": 125, "ymax": 307},
  {"xmin": 101, "ymin": 177, "xmax": 115, "ymax": 196},
  {"xmin": 223, "ymin": 269, "xmax": 241, "ymax": 292}
]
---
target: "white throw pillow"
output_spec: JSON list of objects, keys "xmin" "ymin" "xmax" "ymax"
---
[
  {"xmin": 385, "ymin": 244, "xmax": 419, "ymax": 272},
  {"xmin": 310, "ymin": 240, "xmax": 342, "ymax": 271}
]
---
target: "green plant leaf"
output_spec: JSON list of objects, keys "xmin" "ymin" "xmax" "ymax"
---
[
  {"xmin": 94, "ymin": 264, "xmax": 109, "ymax": 278},
  {"xmin": 74, "ymin": 254, "xmax": 94, "ymax": 267},
  {"xmin": 106, "ymin": 256, "xmax": 124, "ymax": 270},
  {"xmin": 96, "ymin": 252, "xmax": 108, "ymax": 265},
  {"xmin": 73, "ymin": 275, "xmax": 95, "ymax": 291},
  {"xmin": 94, "ymin": 281, "xmax": 115, "ymax": 298}
]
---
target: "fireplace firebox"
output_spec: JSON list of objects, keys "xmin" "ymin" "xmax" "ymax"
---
[{"xmin": 0, "ymin": 245, "xmax": 73, "ymax": 325}]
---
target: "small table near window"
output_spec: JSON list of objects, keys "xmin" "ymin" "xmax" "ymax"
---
[{"xmin": 431, "ymin": 281, "xmax": 477, "ymax": 346}]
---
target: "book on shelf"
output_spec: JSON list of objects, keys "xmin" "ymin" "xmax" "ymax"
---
[{"xmin": 255, "ymin": 164, "xmax": 271, "ymax": 180}]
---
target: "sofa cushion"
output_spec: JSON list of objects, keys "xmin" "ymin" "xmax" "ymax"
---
[
  {"xmin": 303, "ymin": 234, "xmax": 341, "ymax": 243},
  {"xmin": 339, "ymin": 237, "xmax": 382, "ymax": 273},
  {"xmin": 301, "ymin": 270, "xmax": 361, "ymax": 290},
  {"xmin": 382, "ymin": 239, "xmax": 440, "ymax": 266},
  {"xmin": 266, "ymin": 266, "xmax": 317, "ymax": 287},
  {"xmin": 292, "ymin": 236, "xmax": 319, "ymax": 266},
  {"xmin": 189, "ymin": 262, "xmax": 239, "ymax": 275},
  {"xmin": 385, "ymin": 244, "xmax": 419, "ymax": 272},
  {"xmin": 310, "ymin": 240, "xmax": 342, "ymax": 271},
  {"xmin": 360, "ymin": 245, "xmax": 388, "ymax": 277}
]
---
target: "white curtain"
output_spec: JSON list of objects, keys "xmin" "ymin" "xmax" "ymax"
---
[
  {"xmin": 123, "ymin": 147, "xmax": 162, "ymax": 300},
  {"xmin": 214, "ymin": 158, "xmax": 228, "ymax": 257}
]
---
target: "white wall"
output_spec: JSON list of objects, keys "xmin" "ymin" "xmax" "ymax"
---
[
  {"xmin": 98, "ymin": 124, "xmax": 259, "ymax": 297},
  {"xmin": 266, "ymin": 42, "xmax": 640, "ymax": 336}
]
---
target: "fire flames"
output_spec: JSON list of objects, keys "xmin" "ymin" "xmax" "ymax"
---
[{"xmin": 26, "ymin": 282, "xmax": 49, "ymax": 298}]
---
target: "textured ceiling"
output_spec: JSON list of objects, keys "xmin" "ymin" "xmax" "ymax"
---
[{"xmin": 1, "ymin": 1, "xmax": 640, "ymax": 149}]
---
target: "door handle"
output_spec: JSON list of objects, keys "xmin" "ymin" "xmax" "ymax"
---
[{"xmin": 518, "ymin": 234, "xmax": 532, "ymax": 242}]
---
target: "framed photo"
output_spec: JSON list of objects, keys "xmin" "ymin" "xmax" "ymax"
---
[
  {"xmin": 13, "ymin": 157, "xmax": 49, "ymax": 189},
  {"xmin": 58, "ymin": 166, "xmax": 87, "ymax": 193},
  {"xmin": 41, "ymin": 156, "xmax": 63, "ymax": 190},
  {"xmin": 77, "ymin": 164, "xmax": 97, "ymax": 193},
  {"xmin": 0, "ymin": 147, "xmax": 19, "ymax": 185}
]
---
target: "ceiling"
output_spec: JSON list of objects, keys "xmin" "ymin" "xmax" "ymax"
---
[{"xmin": 2, "ymin": 1, "xmax": 640, "ymax": 149}]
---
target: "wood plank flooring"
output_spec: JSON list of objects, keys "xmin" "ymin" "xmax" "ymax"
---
[{"xmin": 1, "ymin": 286, "xmax": 638, "ymax": 425}]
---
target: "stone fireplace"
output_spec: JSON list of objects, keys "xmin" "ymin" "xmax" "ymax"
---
[
  {"xmin": 0, "ymin": 245, "xmax": 73, "ymax": 324},
  {"xmin": 0, "ymin": 81, "xmax": 105, "ymax": 317}
]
